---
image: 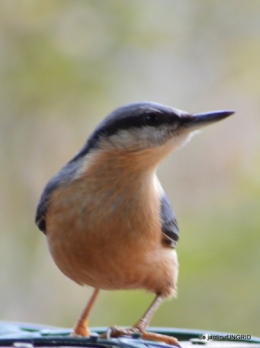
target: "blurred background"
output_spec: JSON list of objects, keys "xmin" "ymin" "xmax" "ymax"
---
[{"xmin": 1, "ymin": 0, "xmax": 260, "ymax": 337}]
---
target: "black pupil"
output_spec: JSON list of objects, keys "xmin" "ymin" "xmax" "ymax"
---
[{"xmin": 145, "ymin": 113, "xmax": 162, "ymax": 126}]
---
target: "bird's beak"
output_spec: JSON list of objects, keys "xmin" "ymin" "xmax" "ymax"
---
[{"xmin": 183, "ymin": 110, "xmax": 235, "ymax": 131}]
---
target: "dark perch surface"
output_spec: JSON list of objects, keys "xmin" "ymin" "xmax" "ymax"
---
[{"xmin": 0, "ymin": 322, "xmax": 259, "ymax": 347}]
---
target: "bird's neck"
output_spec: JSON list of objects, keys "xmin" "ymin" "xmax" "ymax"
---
[{"xmin": 70, "ymin": 149, "xmax": 160, "ymax": 227}]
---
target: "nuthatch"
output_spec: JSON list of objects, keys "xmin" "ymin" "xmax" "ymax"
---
[{"xmin": 35, "ymin": 102, "xmax": 234, "ymax": 346}]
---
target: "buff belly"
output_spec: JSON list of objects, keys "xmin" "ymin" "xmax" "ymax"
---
[{"xmin": 47, "ymin": 220, "xmax": 178, "ymax": 298}]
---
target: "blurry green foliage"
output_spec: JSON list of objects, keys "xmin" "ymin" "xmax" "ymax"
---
[{"xmin": 1, "ymin": 0, "xmax": 260, "ymax": 338}]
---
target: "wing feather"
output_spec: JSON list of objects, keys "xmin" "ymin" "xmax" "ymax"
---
[{"xmin": 160, "ymin": 193, "xmax": 179, "ymax": 247}]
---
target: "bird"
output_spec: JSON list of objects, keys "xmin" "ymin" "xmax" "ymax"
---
[{"xmin": 35, "ymin": 102, "xmax": 234, "ymax": 346}]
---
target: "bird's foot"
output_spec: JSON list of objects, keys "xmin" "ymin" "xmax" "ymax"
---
[
  {"xmin": 71, "ymin": 318, "xmax": 91, "ymax": 337},
  {"xmin": 100, "ymin": 326, "xmax": 180, "ymax": 347}
]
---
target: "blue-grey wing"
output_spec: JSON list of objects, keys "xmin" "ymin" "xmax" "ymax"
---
[
  {"xmin": 160, "ymin": 193, "xmax": 179, "ymax": 247},
  {"xmin": 35, "ymin": 159, "xmax": 81, "ymax": 234},
  {"xmin": 35, "ymin": 178, "xmax": 59, "ymax": 234}
]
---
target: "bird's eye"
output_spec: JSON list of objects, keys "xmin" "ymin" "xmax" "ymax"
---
[{"xmin": 144, "ymin": 113, "xmax": 164, "ymax": 127}]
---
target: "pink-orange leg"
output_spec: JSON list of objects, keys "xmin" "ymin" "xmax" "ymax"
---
[
  {"xmin": 101, "ymin": 293, "xmax": 180, "ymax": 347},
  {"xmin": 72, "ymin": 288, "xmax": 100, "ymax": 337},
  {"xmin": 133, "ymin": 292, "xmax": 164, "ymax": 331}
]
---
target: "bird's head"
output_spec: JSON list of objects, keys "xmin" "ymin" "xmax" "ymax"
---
[{"xmin": 73, "ymin": 102, "xmax": 234, "ymax": 169}]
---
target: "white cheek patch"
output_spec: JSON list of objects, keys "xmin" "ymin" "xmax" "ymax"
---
[
  {"xmin": 95, "ymin": 126, "xmax": 202, "ymax": 165},
  {"xmin": 153, "ymin": 174, "xmax": 164, "ymax": 195},
  {"xmin": 105, "ymin": 127, "xmax": 170, "ymax": 150},
  {"xmin": 73, "ymin": 152, "xmax": 97, "ymax": 180},
  {"xmin": 168, "ymin": 130, "xmax": 198, "ymax": 151},
  {"xmin": 107, "ymin": 129, "xmax": 139, "ymax": 149}
]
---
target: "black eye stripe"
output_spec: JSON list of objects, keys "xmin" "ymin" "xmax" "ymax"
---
[{"xmin": 144, "ymin": 113, "xmax": 164, "ymax": 127}]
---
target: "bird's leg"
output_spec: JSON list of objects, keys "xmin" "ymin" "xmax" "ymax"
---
[
  {"xmin": 72, "ymin": 288, "xmax": 100, "ymax": 337},
  {"xmin": 133, "ymin": 292, "xmax": 164, "ymax": 331},
  {"xmin": 101, "ymin": 293, "xmax": 180, "ymax": 347}
]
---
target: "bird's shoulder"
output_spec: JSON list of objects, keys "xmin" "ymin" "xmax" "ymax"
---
[{"xmin": 35, "ymin": 160, "xmax": 80, "ymax": 233}]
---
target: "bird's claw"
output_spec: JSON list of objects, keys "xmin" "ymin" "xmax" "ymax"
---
[
  {"xmin": 100, "ymin": 326, "xmax": 181, "ymax": 347},
  {"xmin": 101, "ymin": 326, "xmax": 138, "ymax": 339}
]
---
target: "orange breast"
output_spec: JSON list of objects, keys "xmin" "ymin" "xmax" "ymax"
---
[{"xmin": 45, "ymin": 150, "xmax": 178, "ymax": 297}]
